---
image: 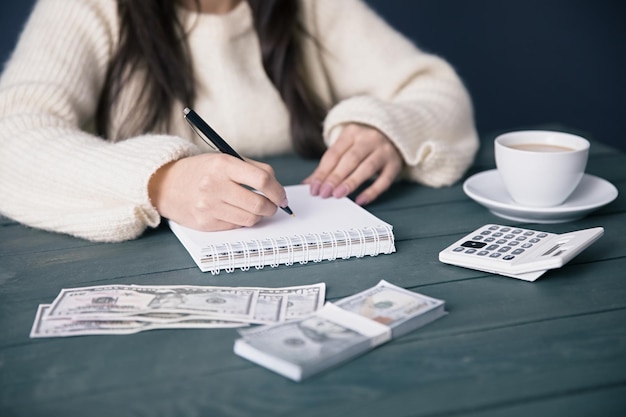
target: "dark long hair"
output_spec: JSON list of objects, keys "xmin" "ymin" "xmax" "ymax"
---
[{"xmin": 96, "ymin": 0, "xmax": 326, "ymax": 158}]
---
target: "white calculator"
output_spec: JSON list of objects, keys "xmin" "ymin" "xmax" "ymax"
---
[{"xmin": 438, "ymin": 224, "xmax": 604, "ymax": 281}]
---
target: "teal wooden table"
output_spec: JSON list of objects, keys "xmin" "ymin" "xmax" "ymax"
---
[{"xmin": 1, "ymin": 130, "xmax": 625, "ymax": 416}]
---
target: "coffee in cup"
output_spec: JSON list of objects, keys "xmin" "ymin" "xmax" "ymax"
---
[{"xmin": 495, "ymin": 130, "xmax": 589, "ymax": 207}]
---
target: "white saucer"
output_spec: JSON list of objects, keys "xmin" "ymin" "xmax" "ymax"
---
[{"xmin": 463, "ymin": 170, "xmax": 618, "ymax": 223}]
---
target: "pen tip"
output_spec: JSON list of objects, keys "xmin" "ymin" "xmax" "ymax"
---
[{"xmin": 183, "ymin": 107, "xmax": 190, "ymax": 115}]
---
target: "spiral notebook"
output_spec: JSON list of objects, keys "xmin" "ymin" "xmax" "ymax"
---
[{"xmin": 169, "ymin": 185, "xmax": 395, "ymax": 274}]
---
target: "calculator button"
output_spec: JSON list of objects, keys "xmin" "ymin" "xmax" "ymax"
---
[
  {"xmin": 537, "ymin": 233, "xmax": 548, "ymax": 238},
  {"xmin": 512, "ymin": 249, "xmax": 525, "ymax": 255},
  {"xmin": 484, "ymin": 237, "xmax": 495, "ymax": 242},
  {"xmin": 516, "ymin": 236, "xmax": 527, "ymax": 241},
  {"xmin": 453, "ymin": 247, "xmax": 464, "ymax": 252},
  {"xmin": 521, "ymin": 243, "xmax": 533, "ymax": 248},
  {"xmin": 509, "ymin": 241, "xmax": 519, "ymax": 246},
  {"xmin": 512, "ymin": 229, "xmax": 523, "ymax": 234},
  {"xmin": 461, "ymin": 241, "xmax": 487, "ymax": 249},
  {"xmin": 486, "ymin": 244, "xmax": 499, "ymax": 251},
  {"xmin": 472, "ymin": 235, "xmax": 483, "ymax": 240},
  {"xmin": 524, "ymin": 231, "xmax": 535, "ymax": 236},
  {"xmin": 480, "ymin": 231, "xmax": 491, "ymax": 235},
  {"xmin": 503, "ymin": 255, "xmax": 515, "ymax": 261},
  {"xmin": 465, "ymin": 249, "xmax": 477, "ymax": 254},
  {"xmin": 500, "ymin": 227, "xmax": 511, "ymax": 232},
  {"xmin": 498, "ymin": 247, "xmax": 511, "ymax": 252},
  {"xmin": 489, "ymin": 253, "xmax": 502, "ymax": 258},
  {"xmin": 477, "ymin": 251, "xmax": 489, "ymax": 256},
  {"xmin": 529, "ymin": 238, "xmax": 540, "ymax": 243},
  {"xmin": 496, "ymin": 239, "xmax": 507, "ymax": 244},
  {"xmin": 493, "ymin": 232, "xmax": 503, "ymax": 237},
  {"xmin": 504, "ymin": 234, "xmax": 515, "ymax": 239},
  {"xmin": 488, "ymin": 225, "xmax": 499, "ymax": 230}
]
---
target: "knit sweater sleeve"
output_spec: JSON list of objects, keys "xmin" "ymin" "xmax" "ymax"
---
[
  {"xmin": 306, "ymin": 0, "xmax": 479, "ymax": 187},
  {"xmin": 0, "ymin": 0, "xmax": 196, "ymax": 242}
]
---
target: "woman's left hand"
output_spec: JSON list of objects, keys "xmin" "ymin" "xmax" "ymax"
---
[{"xmin": 302, "ymin": 123, "xmax": 403, "ymax": 205}]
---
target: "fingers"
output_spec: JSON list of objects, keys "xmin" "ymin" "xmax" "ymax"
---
[
  {"xmin": 354, "ymin": 157, "xmax": 401, "ymax": 206},
  {"xmin": 213, "ymin": 183, "xmax": 279, "ymax": 225},
  {"xmin": 149, "ymin": 153, "xmax": 286, "ymax": 232},
  {"xmin": 232, "ymin": 158, "xmax": 289, "ymax": 209},
  {"xmin": 303, "ymin": 136, "xmax": 354, "ymax": 196},
  {"xmin": 320, "ymin": 144, "xmax": 371, "ymax": 199},
  {"xmin": 198, "ymin": 202, "xmax": 268, "ymax": 231},
  {"xmin": 202, "ymin": 154, "xmax": 287, "ymax": 211},
  {"xmin": 185, "ymin": 192, "xmax": 276, "ymax": 232},
  {"xmin": 200, "ymin": 156, "xmax": 283, "ymax": 226},
  {"xmin": 304, "ymin": 124, "xmax": 403, "ymax": 204}
]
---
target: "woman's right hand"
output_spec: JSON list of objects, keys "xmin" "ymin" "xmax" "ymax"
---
[{"xmin": 148, "ymin": 153, "xmax": 289, "ymax": 231}]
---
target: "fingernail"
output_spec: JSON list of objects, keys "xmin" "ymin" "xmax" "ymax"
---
[
  {"xmin": 310, "ymin": 180, "xmax": 322, "ymax": 196},
  {"xmin": 333, "ymin": 184, "xmax": 349, "ymax": 199},
  {"xmin": 280, "ymin": 197, "xmax": 289, "ymax": 208},
  {"xmin": 355, "ymin": 195, "xmax": 369, "ymax": 206},
  {"xmin": 320, "ymin": 182, "xmax": 334, "ymax": 198}
]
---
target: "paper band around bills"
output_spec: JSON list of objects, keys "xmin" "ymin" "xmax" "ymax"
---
[{"xmin": 315, "ymin": 302, "xmax": 392, "ymax": 347}]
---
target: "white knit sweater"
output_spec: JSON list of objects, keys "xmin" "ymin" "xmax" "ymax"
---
[{"xmin": 0, "ymin": 0, "xmax": 479, "ymax": 242}]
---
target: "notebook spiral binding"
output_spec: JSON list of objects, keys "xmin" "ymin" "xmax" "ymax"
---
[{"xmin": 201, "ymin": 225, "xmax": 395, "ymax": 275}]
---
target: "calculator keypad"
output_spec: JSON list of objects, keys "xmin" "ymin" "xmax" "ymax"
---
[{"xmin": 452, "ymin": 225, "xmax": 550, "ymax": 262}]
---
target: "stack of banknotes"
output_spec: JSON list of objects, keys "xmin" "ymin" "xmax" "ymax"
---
[
  {"xmin": 234, "ymin": 280, "xmax": 446, "ymax": 381},
  {"xmin": 30, "ymin": 283, "xmax": 325, "ymax": 338}
]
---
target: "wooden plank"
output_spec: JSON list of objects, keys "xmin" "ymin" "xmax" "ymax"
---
[
  {"xmin": 0, "ymin": 220, "xmax": 98, "ymax": 256},
  {"xmin": 288, "ymin": 310, "xmax": 626, "ymax": 417},
  {"xmin": 0, "ymin": 225, "xmax": 193, "ymax": 299},
  {"xmin": 455, "ymin": 385, "xmax": 626, "ymax": 417},
  {"xmin": 379, "ymin": 198, "xmax": 625, "ymax": 243},
  {"xmin": 0, "ymin": 192, "xmax": 623, "ymax": 311},
  {"xmin": 1, "ymin": 308, "xmax": 623, "ymax": 416}
]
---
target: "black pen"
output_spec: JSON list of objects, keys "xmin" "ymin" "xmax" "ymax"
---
[{"xmin": 183, "ymin": 107, "xmax": 294, "ymax": 217}]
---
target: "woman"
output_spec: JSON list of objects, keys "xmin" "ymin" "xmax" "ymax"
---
[{"xmin": 0, "ymin": 0, "xmax": 478, "ymax": 242}]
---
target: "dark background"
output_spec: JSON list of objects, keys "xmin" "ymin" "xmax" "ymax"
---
[{"xmin": 1, "ymin": 0, "xmax": 624, "ymax": 151}]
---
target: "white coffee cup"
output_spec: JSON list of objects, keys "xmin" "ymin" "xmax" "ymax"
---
[{"xmin": 495, "ymin": 130, "xmax": 589, "ymax": 207}]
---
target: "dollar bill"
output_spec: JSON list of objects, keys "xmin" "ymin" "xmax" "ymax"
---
[
  {"xmin": 254, "ymin": 284, "xmax": 326, "ymax": 323},
  {"xmin": 235, "ymin": 303, "xmax": 387, "ymax": 381},
  {"xmin": 334, "ymin": 280, "xmax": 445, "ymax": 337},
  {"xmin": 30, "ymin": 305, "xmax": 246, "ymax": 338},
  {"xmin": 30, "ymin": 283, "xmax": 325, "ymax": 338},
  {"xmin": 46, "ymin": 285, "xmax": 260, "ymax": 321},
  {"xmin": 234, "ymin": 280, "xmax": 446, "ymax": 381}
]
